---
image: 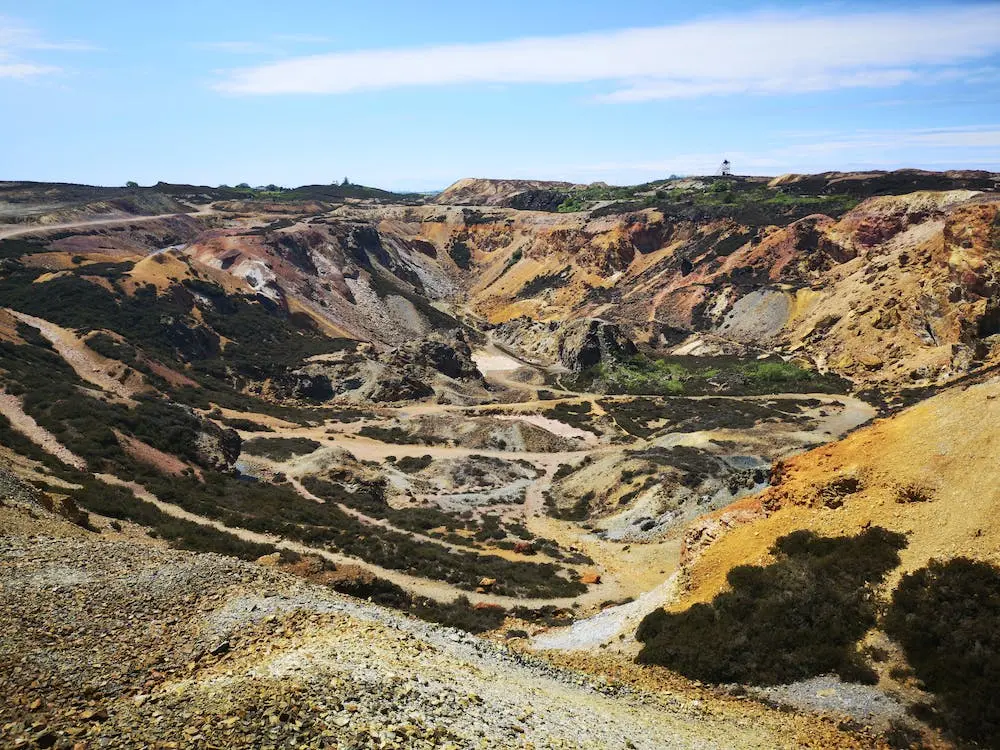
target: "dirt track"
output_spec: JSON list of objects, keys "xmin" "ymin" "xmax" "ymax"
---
[
  {"xmin": 0, "ymin": 310, "xmax": 877, "ymax": 620},
  {"xmin": 0, "ymin": 206, "xmax": 214, "ymax": 240}
]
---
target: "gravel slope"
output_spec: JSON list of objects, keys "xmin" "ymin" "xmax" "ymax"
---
[{"xmin": 0, "ymin": 530, "xmax": 882, "ymax": 749}]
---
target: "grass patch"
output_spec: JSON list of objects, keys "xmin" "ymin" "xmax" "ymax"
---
[{"xmin": 570, "ymin": 353, "xmax": 847, "ymax": 397}]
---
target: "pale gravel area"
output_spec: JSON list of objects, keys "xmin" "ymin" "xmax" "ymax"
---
[
  {"xmin": 532, "ymin": 574, "xmax": 682, "ymax": 651},
  {"xmin": 0, "ymin": 534, "xmax": 875, "ymax": 749},
  {"xmin": 749, "ymin": 675, "xmax": 908, "ymax": 725},
  {"xmin": 472, "ymin": 347, "xmax": 526, "ymax": 374}
]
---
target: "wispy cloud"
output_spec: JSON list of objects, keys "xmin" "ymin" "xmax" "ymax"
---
[
  {"xmin": 0, "ymin": 62, "xmax": 59, "ymax": 78},
  {"xmin": 0, "ymin": 15, "xmax": 96, "ymax": 79},
  {"xmin": 562, "ymin": 126, "xmax": 1000, "ymax": 178},
  {"xmin": 198, "ymin": 40, "xmax": 273, "ymax": 55},
  {"xmin": 213, "ymin": 5, "xmax": 1000, "ymax": 97},
  {"xmin": 198, "ymin": 34, "xmax": 335, "ymax": 56}
]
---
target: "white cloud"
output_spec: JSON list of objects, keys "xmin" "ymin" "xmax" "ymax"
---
[
  {"xmin": 213, "ymin": 5, "xmax": 1000, "ymax": 97},
  {"xmin": 0, "ymin": 62, "xmax": 59, "ymax": 78},
  {"xmin": 0, "ymin": 15, "xmax": 94, "ymax": 79}
]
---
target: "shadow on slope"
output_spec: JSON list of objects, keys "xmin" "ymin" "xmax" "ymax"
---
[
  {"xmin": 636, "ymin": 527, "xmax": 906, "ymax": 685},
  {"xmin": 885, "ymin": 558, "xmax": 1000, "ymax": 748}
]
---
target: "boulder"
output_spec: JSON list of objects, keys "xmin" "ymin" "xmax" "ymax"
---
[
  {"xmin": 194, "ymin": 420, "xmax": 241, "ymax": 470},
  {"xmin": 388, "ymin": 329, "xmax": 482, "ymax": 381}
]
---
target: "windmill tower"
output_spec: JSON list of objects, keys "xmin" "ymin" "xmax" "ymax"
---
[{"xmin": 716, "ymin": 159, "xmax": 732, "ymax": 177}]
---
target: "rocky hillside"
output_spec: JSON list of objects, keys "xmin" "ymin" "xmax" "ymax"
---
[
  {"xmin": 435, "ymin": 178, "xmax": 578, "ymax": 208},
  {"xmin": 6, "ymin": 171, "xmax": 996, "ymax": 397},
  {"xmin": 2, "ymin": 169, "xmax": 999, "ymax": 748},
  {"xmin": 0, "ymin": 489, "xmax": 883, "ymax": 749}
]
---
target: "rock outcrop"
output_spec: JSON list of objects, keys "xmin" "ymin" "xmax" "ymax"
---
[
  {"xmin": 274, "ymin": 330, "xmax": 485, "ymax": 404},
  {"xmin": 556, "ymin": 319, "xmax": 638, "ymax": 372}
]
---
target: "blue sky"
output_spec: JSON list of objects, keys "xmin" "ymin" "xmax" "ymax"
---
[{"xmin": 2, "ymin": 1, "xmax": 999, "ymax": 190}]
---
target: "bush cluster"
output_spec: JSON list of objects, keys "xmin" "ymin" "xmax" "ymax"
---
[{"xmin": 242, "ymin": 437, "xmax": 321, "ymax": 460}]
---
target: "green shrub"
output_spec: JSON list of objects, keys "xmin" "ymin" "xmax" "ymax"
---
[
  {"xmin": 884, "ymin": 558, "xmax": 1000, "ymax": 746},
  {"xmin": 447, "ymin": 239, "xmax": 471, "ymax": 269},
  {"xmin": 636, "ymin": 527, "xmax": 906, "ymax": 685},
  {"xmin": 395, "ymin": 455, "xmax": 433, "ymax": 473},
  {"xmin": 242, "ymin": 437, "xmax": 321, "ymax": 460},
  {"xmin": 69, "ymin": 478, "xmax": 274, "ymax": 560},
  {"xmin": 543, "ymin": 401, "xmax": 600, "ymax": 434},
  {"xmin": 221, "ymin": 418, "xmax": 274, "ymax": 432}
]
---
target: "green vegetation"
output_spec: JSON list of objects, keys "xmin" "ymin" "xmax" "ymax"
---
[
  {"xmin": 552, "ymin": 456, "xmax": 592, "ymax": 481},
  {"xmin": 395, "ymin": 454, "xmax": 433, "ymax": 473},
  {"xmin": 516, "ymin": 267, "xmax": 571, "ymax": 298},
  {"xmin": 0, "ymin": 260, "xmax": 354, "ymax": 421},
  {"xmin": 599, "ymin": 395, "xmax": 817, "ymax": 439},
  {"xmin": 543, "ymin": 401, "xmax": 601, "ymax": 435},
  {"xmin": 551, "ymin": 490, "xmax": 593, "ymax": 522},
  {"xmin": 447, "ymin": 238, "xmax": 472, "ymax": 269},
  {"xmin": 328, "ymin": 576, "xmax": 504, "ymax": 633},
  {"xmin": 289, "ymin": 477, "xmax": 585, "ymax": 598},
  {"xmin": 585, "ymin": 179, "xmax": 860, "ymax": 224},
  {"xmin": 0, "ymin": 327, "xmax": 582, "ymax": 598},
  {"xmin": 0, "ymin": 238, "xmax": 49, "ymax": 259},
  {"xmin": 636, "ymin": 527, "xmax": 906, "ymax": 685},
  {"xmin": 553, "ymin": 178, "xmax": 860, "ymax": 224},
  {"xmin": 556, "ymin": 183, "xmax": 650, "ymax": 213},
  {"xmin": 884, "ymin": 558, "xmax": 1000, "ymax": 746},
  {"xmin": 242, "ymin": 437, "xmax": 321, "ymax": 460},
  {"xmin": 221, "ymin": 417, "xmax": 274, "ymax": 432},
  {"xmin": 357, "ymin": 425, "xmax": 446, "ymax": 445},
  {"xmin": 69, "ymin": 478, "xmax": 275, "ymax": 561},
  {"xmin": 326, "ymin": 574, "xmax": 571, "ymax": 634},
  {"xmin": 569, "ymin": 353, "xmax": 847, "ymax": 398},
  {"xmin": 85, "ymin": 332, "xmax": 139, "ymax": 366}
]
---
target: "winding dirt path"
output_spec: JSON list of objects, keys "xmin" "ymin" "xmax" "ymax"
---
[
  {"xmin": 7, "ymin": 310, "xmax": 142, "ymax": 401},
  {"xmin": 0, "ymin": 207, "xmax": 215, "ymax": 240},
  {"xmin": 1, "ymin": 307, "xmax": 876, "ymax": 615},
  {"xmin": 0, "ymin": 392, "xmax": 87, "ymax": 470}
]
